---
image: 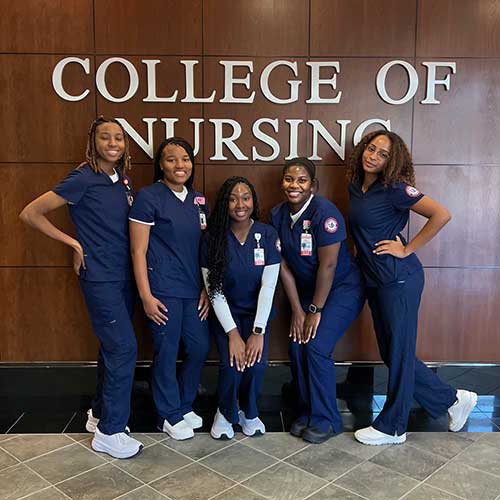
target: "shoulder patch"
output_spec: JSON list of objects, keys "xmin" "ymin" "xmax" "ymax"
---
[
  {"xmin": 275, "ymin": 237, "xmax": 281, "ymax": 252},
  {"xmin": 405, "ymin": 185, "xmax": 421, "ymax": 198},
  {"xmin": 194, "ymin": 195, "xmax": 206, "ymax": 205},
  {"xmin": 323, "ymin": 217, "xmax": 339, "ymax": 234}
]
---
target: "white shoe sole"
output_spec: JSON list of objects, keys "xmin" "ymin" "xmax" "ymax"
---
[
  {"xmin": 354, "ymin": 431, "xmax": 406, "ymax": 446},
  {"xmin": 91, "ymin": 439, "xmax": 143, "ymax": 459},
  {"xmin": 241, "ymin": 427, "xmax": 265, "ymax": 437},
  {"xmin": 449, "ymin": 391, "xmax": 478, "ymax": 432},
  {"xmin": 210, "ymin": 428, "xmax": 234, "ymax": 440}
]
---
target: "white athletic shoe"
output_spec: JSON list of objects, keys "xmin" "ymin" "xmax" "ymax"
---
[
  {"xmin": 448, "ymin": 389, "xmax": 478, "ymax": 432},
  {"xmin": 183, "ymin": 411, "xmax": 203, "ymax": 429},
  {"xmin": 85, "ymin": 409, "xmax": 99, "ymax": 433},
  {"xmin": 91, "ymin": 428, "xmax": 143, "ymax": 459},
  {"xmin": 354, "ymin": 426, "xmax": 406, "ymax": 446},
  {"xmin": 210, "ymin": 409, "xmax": 234, "ymax": 440},
  {"xmin": 238, "ymin": 410, "xmax": 266, "ymax": 437},
  {"xmin": 161, "ymin": 419, "xmax": 194, "ymax": 440}
]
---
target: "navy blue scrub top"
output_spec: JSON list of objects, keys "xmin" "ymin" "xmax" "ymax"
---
[
  {"xmin": 270, "ymin": 195, "xmax": 353, "ymax": 302},
  {"xmin": 129, "ymin": 181, "xmax": 208, "ymax": 299},
  {"xmin": 201, "ymin": 221, "xmax": 281, "ymax": 316},
  {"xmin": 52, "ymin": 164, "xmax": 132, "ymax": 282},
  {"xmin": 348, "ymin": 180, "xmax": 424, "ymax": 287}
]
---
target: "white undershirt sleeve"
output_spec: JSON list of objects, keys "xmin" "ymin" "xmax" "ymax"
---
[
  {"xmin": 201, "ymin": 267, "xmax": 237, "ymax": 333},
  {"xmin": 253, "ymin": 263, "xmax": 280, "ymax": 333}
]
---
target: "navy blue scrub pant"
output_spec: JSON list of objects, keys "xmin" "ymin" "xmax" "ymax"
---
[
  {"xmin": 79, "ymin": 279, "xmax": 137, "ymax": 435},
  {"xmin": 212, "ymin": 313, "xmax": 269, "ymax": 424},
  {"xmin": 367, "ymin": 268, "xmax": 457, "ymax": 436},
  {"xmin": 149, "ymin": 296, "xmax": 209, "ymax": 427},
  {"xmin": 289, "ymin": 270, "xmax": 364, "ymax": 433}
]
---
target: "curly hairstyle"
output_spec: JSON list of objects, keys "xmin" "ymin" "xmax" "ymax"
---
[
  {"xmin": 205, "ymin": 176, "xmax": 260, "ymax": 299},
  {"xmin": 153, "ymin": 137, "xmax": 195, "ymax": 188},
  {"xmin": 81, "ymin": 116, "xmax": 131, "ymax": 173},
  {"xmin": 346, "ymin": 130, "xmax": 416, "ymax": 187}
]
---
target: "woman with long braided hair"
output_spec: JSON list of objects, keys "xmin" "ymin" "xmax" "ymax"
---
[
  {"xmin": 348, "ymin": 130, "xmax": 477, "ymax": 445},
  {"xmin": 202, "ymin": 177, "xmax": 281, "ymax": 439},
  {"xmin": 20, "ymin": 117, "xmax": 143, "ymax": 459}
]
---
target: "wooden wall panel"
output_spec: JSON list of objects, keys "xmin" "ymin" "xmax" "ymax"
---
[
  {"xmin": 417, "ymin": 0, "xmax": 500, "ymax": 57},
  {"xmin": 418, "ymin": 268, "xmax": 500, "ymax": 362},
  {"xmin": 311, "ymin": 0, "xmax": 417, "ymax": 57},
  {"xmin": 0, "ymin": 55, "xmax": 95, "ymax": 163},
  {"xmin": 95, "ymin": 0, "xmax": 202, "ymax": 55},
  {"xmin": 0, "ymin": 0, "xmax": 93, "ymax": 53},
  {"xmin": 307, "ymin": 58, "xmax": 414, "ymax": 164},
  {"xmin": 95, "ymin": 56, "xmax": 204, "ymax": 163},
  {"xmin": 204, "ymin": 0, "xmax": 309, "ymax": 56},
  {"xmin": 410, "ymin": 166, "xmax": 500, "ymax": 267},
  {"xmin": 413, "ymin": 58, "xmax": 500, "ymax": 165},
  {"xmin": 202, "ymin": 57, "xmax": 309, "ymax": 164}
]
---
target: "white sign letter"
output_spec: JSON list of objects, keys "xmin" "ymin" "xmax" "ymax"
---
[
  {"xmin": 142, "ymin": 60, "xmax": 178, "ymax": 102},
  {"xmin": 252, "ymin": 118, "xmax": 280, "ymax": 161},
  {"xmin": 96, "ymin": 58, "xmax": 139, "ymax": 103},
  {"xmin": 260, "ymin": 61, "xmax": 301, "ymax": 104},
  {"xmin": 285, "ymin": 119, "xmax": 303, "ymax": 160},
  {"xmin": 376, "ymin": 60, "xmax": 418, "ymax": 105},
  {"xmin": 181, "ymin": 60, "xmax": 216, "ymax": 103},
  {"xmin": 220, "ymin": 61, "xmax": 255, "ymax": 103},
  {"xmin": 309, "ymin": 120, "xmax": 350, "ymax": 161},
  {"xmin": 116, "ymin": 118, "xmax": 157, "ymax": 158},
  {"xmin": 52, "ymin": 57, "xmax": 90, "ymax": 102},
  {"xmin": 306, "ymin": 62, "xmax": 342, "ymax": 104},
  {"xmin": 420, "ymin": 62, "xmax": 456, "ymax": 104},
  {"xmin": 209, "ymin": 119, "xmax": 248, "ymax": 160},
  {"xmin": 353, "ymin": 119, "xmax": 391, "ymax": 145}
]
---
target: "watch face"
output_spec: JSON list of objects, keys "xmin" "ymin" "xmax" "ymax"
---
[
  {"xmin": 308, "ymin": 304, "xmax": 317, "ymax": 313},
  {"xmin": 253, "ymin": 327, "xmax": 263, "ymax": 334}
]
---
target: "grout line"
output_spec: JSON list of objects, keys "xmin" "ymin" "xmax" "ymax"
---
[
  {"xmin": 5, "ymin": 413, "xmax": 25, "ymax": 434},
  {"xmin": 61, "ymin": 412, "xmax": 77, "ymax": 433}
]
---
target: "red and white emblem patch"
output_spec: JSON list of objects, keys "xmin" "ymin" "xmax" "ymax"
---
[
  {"xmin": 194, "ymin": 196, "xmax": 206, "ymax": 205},
  {"xmin": 324, "ymin": 217, "xmax": 339, "ymax": 234},
  {"xmin": 275, "ymin": 237, "xmax": 281, "ymax": 252},
  {"xmin": 405, "ymin": 185, "xmax": 420, "ymax": 198}
]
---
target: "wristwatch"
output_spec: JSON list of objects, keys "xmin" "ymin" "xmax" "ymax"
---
[
  {"xmin": 308, "ymin": 303, "xmax": 323, "ymax": 314},
  {"xmin": 252, "ymin": 326, "xmax": 265, "ymax": 336}
]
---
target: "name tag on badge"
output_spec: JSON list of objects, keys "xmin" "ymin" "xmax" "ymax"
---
[
  {"xmin": 254, "ymin": 248, "xmax": 265, "ymax": 266},
  {"xmin": 126, "ymin": 192, "xmax": 134, "ymax": 207},
  {"xmin": 300, "ymin": 233, "xmax": 313, "ymax": 256},
  {"xmin": 199, "ymin": 211, "xmax": 207, "ymax": 230}
]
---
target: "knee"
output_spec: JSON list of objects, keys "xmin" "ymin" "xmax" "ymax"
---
[{"xmin": 304, "ymin": 339, "xmax": 330, "ymax": 360}]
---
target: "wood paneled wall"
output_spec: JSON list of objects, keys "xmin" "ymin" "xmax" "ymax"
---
[{"xmin": 1, "ymin": 0, "xmax": 499, "ymax": 362}]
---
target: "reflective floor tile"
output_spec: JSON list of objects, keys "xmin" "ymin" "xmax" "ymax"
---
[
  {"xmin": 369, "ymin": 443, "xmax": 446, "ymax": 481},
  {"xmin": 334, "ymin": 461, "xmax": 419, "ymax": 500},
  {"xmin": 200, "ymin": 442, "xmax": 277, "ymax": 482},
  {"xmin": 285, "ymin": 441, "xmax": 363, "ymax": 481},
  {"xmin": 113, "ymin": 442, "xmax": 192, "ymax": 483},
  {"xmin": 407, "ymin": 432, "xmax": 474, "ymax": 459},
  {"xmin": 150, "ymin": 462, "xmax": 235, "ymax": 500},
  {"xmin": 240, "ymin": 431, "xmax": 309, "ymax": 459},
  {"xmin": 427, "ymin": 461, "xmax": 500, "ymax": 500},
  {"xmin": 0, "ymin": 434, "xmax": 74, "ymax": 461},
  {"xmin": 58, "ymin": 463, "xmax": 142, "ymax": 500},
  {"xmin": 0, "ymin": 464, "xmax": 50, "ymax": 500},
  {"xmin": 9, "ymin": 411, "xmax": 74, "ymax": 434},
  {"xmin": 242, "ymin": 462, "xmax": 327, "ymax": 500},
  {"xmin": 27, "ymin": 442, "xmax": 106, "ymax": 483}
]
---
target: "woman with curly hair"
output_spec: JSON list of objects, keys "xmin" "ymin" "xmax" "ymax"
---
[
  {"xmin": 202, "ymin": 177, "xmax": 281, "ymax": 439},
  {"xmin": 270, "ymin": 158, "xmax": 364, "ymax": 444},
  {"xmin": 347, "ymin": 130, "xmax": 477, "ymax": 445}
]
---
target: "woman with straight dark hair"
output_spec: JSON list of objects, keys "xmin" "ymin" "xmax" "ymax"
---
[
  {"xmin": 129, "ymin": 137, "xmax": 210, "ymax": 440},
  {"xmin": 347, "ymin": 130, "xmax": 477, "ymax": 445}
]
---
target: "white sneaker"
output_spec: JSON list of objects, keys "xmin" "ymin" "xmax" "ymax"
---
[
  {"xmin": 354, "ymin": 426, "xmax": 406, "ymax": 446},
  {"xmin": 162, "ymin": 419, "xmax": 194, "ymax": 440},
  {"xmin": 86, "ymin": 409, "xmax": 99, "ymax": 433},
  {"xmin": 91, "ymin": 428, "xmax": 143, "ymax": 459},
  {"xmin": 183, "ymin": 411, "xmax": 203, "ymax": 429},
  {"xmin": 210, "ymin": 409, "xmax": 234, "ymax": 440},
  {"xmin": 238, "ymin": 410, "xmax": 266, "ymax": 437},
  {"xmin": 448, "ymin": 389, "xmax": 478, "ymax": 432}
]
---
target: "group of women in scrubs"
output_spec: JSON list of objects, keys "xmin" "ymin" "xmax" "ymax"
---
[{"xmin": 20, "ymin": 117, "xmax": 477, "ymax": 458}]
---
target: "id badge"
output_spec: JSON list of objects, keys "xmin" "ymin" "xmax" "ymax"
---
[
  {"xmin": 126, "ymin": 192, "xmax": 134, "ymax": 207},
  {"xmin": 254, "ymin": 248, "xmax": 265, "ymax": 266},
  {"xmin": 300, "ymin": 233, "xmax": 313, "ymax": 256},
  {"xmin": 199, "ymin": 211, "xmax": 207, "ymax": 230}
]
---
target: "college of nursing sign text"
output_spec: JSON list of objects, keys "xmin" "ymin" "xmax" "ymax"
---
[{"xmin": 52, "ymin": 58, "xmax": 457, "ymax": 161}]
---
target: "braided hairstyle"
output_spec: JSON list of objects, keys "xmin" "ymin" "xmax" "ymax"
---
[
  {"xmin": 82, "ymin": 116, "xmax": 131, "ymax": 173},
  {"xmin": 346, "ymin": 130, "xmax": 416, "ymax": 187},
  {"xmin": 206, "ymin": 176, "xmax": 260, "ymax": 299},
  {"xmin": 153, "ymin": 137, "xmax": 196, "ymax": 188}
]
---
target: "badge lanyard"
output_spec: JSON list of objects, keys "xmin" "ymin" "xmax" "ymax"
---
[
  {"xmin": 254, "ymin": 232, "xmax": 265, "ymax": 266},
  {"xmin": 300, "ymin": 220, "xmax": 313, "ymax": 256},
  {"xmin": 194, "ymin": 196, "xmax": 207, "ymax": 230},
  {"xmin": 122, "ymin": 178, "xmax": 134, "ymax": 207}
]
